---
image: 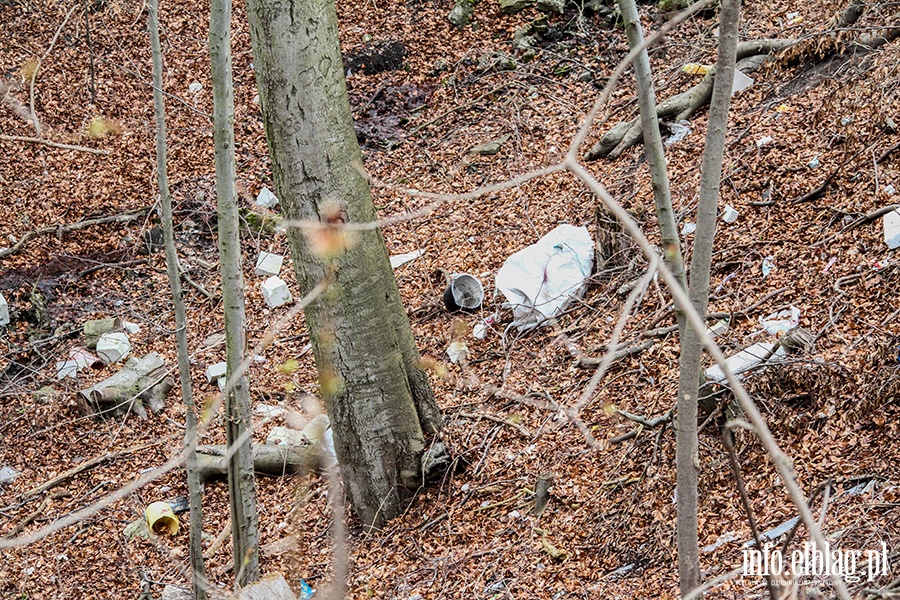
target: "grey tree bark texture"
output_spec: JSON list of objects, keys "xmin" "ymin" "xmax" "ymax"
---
[
  {"xmin": 617, "ymin": 0, "xmax": 688, "ymax": 334},
  {"xmin": 147, "ymin": 2, "xmax": 207, "ymax": 597},
  {"xmin": 210, "ymin": 0, "xmax": 260, "ymax": 584},
  {"xmin": 245, "ymin": 0, "xmax": 443, "ymax": 529},
  {"xmin": 675, "ymin": 0, "xmax": 741, "ymax": 595}
]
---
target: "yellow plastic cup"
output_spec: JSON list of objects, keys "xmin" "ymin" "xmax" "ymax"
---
[
  {"xmin": 682, "ymin": 63, "xmax": 711, "ymax": 76},
  {"xmin": 145, "ymin": 501, "xmax": 179, "ymax": 535}
]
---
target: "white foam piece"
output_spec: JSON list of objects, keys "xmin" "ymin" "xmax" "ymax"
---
[
  {"xmin": 96, "ymin": 332, "xmax": 131, "ymax": 364},
  {"xmin": 255, "ymin": 186, "xmax": 279, "ymax": 208},
  {"xmin": 885, "ymin": 208, "xmax": 900, "ymax": 249},
  {"xmin": 722, "ymin": 204, "xmax": 739, "ymax": 223},
  {"xmin": 205, "ymin": 361, "xmax": 227, "ymax": 384},
  {"xmin": 261, "ymin": 276, "xmax": 292, "ymax": 308},
  {"xmin": 0, "ymin": 293, "xmax": 9, "ymax": 326},
  {"xmin": 705, "ymin": 342, "xmax": 786, "ymax": 384},
  {"xmin": 255, "ymin": 252, "xmax": 284, "ymax": 277}
]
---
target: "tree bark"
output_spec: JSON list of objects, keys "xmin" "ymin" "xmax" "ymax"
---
[
  {"xmin": 617, "ymin": 0, "xmax": 688, "ymax": 335},
  {"xmin": 210, "ymin": 0, "xmax": 260, "ymax": 584},
  {"xmin": 148, "ymin": 2, "xmax": 207, "ymax": 597},
  {"xmin": 245, "ymin": 0, "xmax": 443, "ymax": 530},
  {"xmin": 675, "ymin": 0, "xmax": 741, "ymax": 595}
]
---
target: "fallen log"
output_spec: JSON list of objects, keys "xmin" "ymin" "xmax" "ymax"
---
[
  {"xmin": 78, "ymin": 352, "xmax": 174, "ymax": 419},
  {"xmin": 195, "ymin": 443, "xmax": 319, "ymax": 482}
]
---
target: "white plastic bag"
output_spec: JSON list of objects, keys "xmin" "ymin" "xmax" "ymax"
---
[
  {"xmin": 760, "ymin": 306, "xmax": 800, "ymax": 336},
  {"xmin": 495, "ymin": 224, "xmax": 594, "ymax": 331}
]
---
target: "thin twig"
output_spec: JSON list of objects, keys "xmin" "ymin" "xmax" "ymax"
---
[
  {"xmin": 791, "ymin": 139, "xmax": 881, "ymax": 204},
  {"xmin": 409, "ymin": 82, "xmax": 511, "ymax": 134},
  {"xmin": 813, "ymin": 203, "xmax": 900, "ymax": 248},
  {"xmin": 573, "ymin": 258, "xmax": 659, "ymax": 408},
  {"xmin": 565, "ymin": 162, "xmax": 852, "ymax": 598},
  {"xmin": 456, "ymin": 411, "xmax": 531, "ymax": 437},
  {"xmin": 6, "ymin": 490, "xmax": 71, "ymax": 538},
  {"xmin": 82, "ymin": 0, "xmax": 96, "ymax": 105},
  {"xmin": 28, "ymin": 5, "xmax": 79, "ymax": 136},
  {"xmin": 723, "ymin": 420, "xmax": 778, "ymax": 599},
  {"xmin": 0, "ymin": 133, "xmax": 111, "ymax": 156},
  {"xmin": 576, "ymin": 338, "xmax": 656, "ymax": 368},
  {"xmin": 683, "ymin": 567, "xmax": 745, "ymax": 600},
  {"xmin": 0, "ymin": 280, "xmax": 329, "ymax": 548},
  {"xmin": 616, "ymin": 406, "xmax": 674, "ymax": 429},
  {"xmin": 876, "ymin": 140, "xmax": 900, "ymax": 164},
  {"xmin": 22, "ymin": 440, "xmax": 162, "ymax": 498}
]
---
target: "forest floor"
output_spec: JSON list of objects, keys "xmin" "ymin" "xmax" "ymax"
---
[{"xmin": 1, "ymin": 0, "xmax": 899, "ymax": 598}]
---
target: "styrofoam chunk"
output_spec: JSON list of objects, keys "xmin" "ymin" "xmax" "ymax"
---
[
  {"xmin": 261, "ymin": 276, "xmax": 292, "ymax": 308},
  {"xmin": 0, "ymin": 465, "xmax": 20, "ymax": 485},
  {"xmin": 255, "ymin": 252, "xmax": 284, "ymax": 277},
  {"xmin": 205, "ymin": 361, "xmax": 227, "ymax": 384},
  {"xmin": 705, "ymin": 342, "xmax": 786, "ymax": 384},
  {"xmin": 731, "ymin": 69, "xmax": 754, "ymax": 95},
  {"xmin": 255, "ymin": 186, "xmax": 279, "ymax": 208},
  {"xmin": 254, "ymin": 404, "xmax": 284, "ymax": 418},
  {"xmin": 446, "ymin": 341, "xmax": 468, "ymax": 364},
  {"xmin": 56, "ymin": 360, "xmax": 79, "ymax": 380},
  {"xmin": 389, "ymin": 249, "xmax": 424, "ymax": 269},
  {"xmin": 266, "ymin": 426, "xmax": 306, "ymax": 447},
  {"xmin": 722, "ymin": 204, "xmax": 739, "ymax": 223},
  {"xmin": 70, "ymin": 347, "xmax": 99, "ymax": 370},
  {"xmin": 706, "ymin": 319, "xmax": 729, "ymax": 338},
  {"xmin": 0, "ymin": 293, "xmax": 9, "ymax": 326},
  {"xmin": 885, "ymin": 208, "xmax": 900, "ymax": 249},
  {"xmin": 96, "ymin": 332, "xmax": 131, "ymax": 363}
]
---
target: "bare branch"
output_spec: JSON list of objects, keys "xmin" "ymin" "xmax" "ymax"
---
[{"xmin": 0, "ymin": 133, "xmax": 111, "ymax": 156}]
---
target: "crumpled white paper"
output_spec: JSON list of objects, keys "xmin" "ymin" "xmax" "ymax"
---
[{"xmin": 495, "ymin": 224, "xmax": 594, "ymax": 331}]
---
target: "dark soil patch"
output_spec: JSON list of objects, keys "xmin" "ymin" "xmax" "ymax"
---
[
  {"xmin": 352, "ymin": 81, "xmax": 430, "ymax": 148},
  {"xmin": 344, "ymin": 40, "xmax": 407, "ymax": 76}
]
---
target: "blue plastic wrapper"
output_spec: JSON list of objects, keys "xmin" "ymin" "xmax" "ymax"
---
[{"xmin": 299, "ymin": 579, "xmax": 315, "ymax": 600}]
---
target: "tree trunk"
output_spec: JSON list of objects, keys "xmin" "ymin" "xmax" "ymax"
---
[
  {"xmin": 210, "ymin": 0, "xmax": 260, "ymax": 584},
  {"xmin": 675, "ymin": 0, "xmax": 741, "ymax": 595},
  {"xmin": 147, "ymin": 2, "xmax": 207, "ymax": 597},
  {"xmin": 617, "ymin": 0, "xmax": 688, "ymax": 334},
  {"xmin": 245, "ymin": 0, "xmax": 443, "ymax": 530}
]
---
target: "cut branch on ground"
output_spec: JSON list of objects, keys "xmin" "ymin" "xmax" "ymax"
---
[
  {"xmin": 0, "ymin": 208, "xmax": 148, "ymax": 260},
  {"xmin": 587, "ymin": 40, "xmax": 794, "ymax": 160}
]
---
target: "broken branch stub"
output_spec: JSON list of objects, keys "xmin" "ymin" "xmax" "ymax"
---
[{"xmin": 78, "ymin": 352, "xmax": 174, "ymax": 419}]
